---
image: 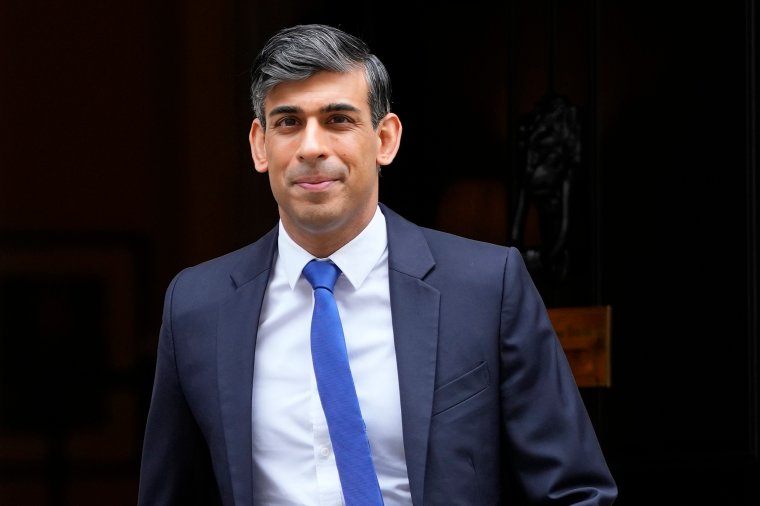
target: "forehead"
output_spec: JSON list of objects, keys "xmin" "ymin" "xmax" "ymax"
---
[{"xmin": 264, "ymin": 68, "xmax": 369, "ymax": 111}]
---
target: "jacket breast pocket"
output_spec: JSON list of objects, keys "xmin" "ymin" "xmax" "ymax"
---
[{"xmin": 431, "ymin": 361, "xmax": 490, "ymax": 416}]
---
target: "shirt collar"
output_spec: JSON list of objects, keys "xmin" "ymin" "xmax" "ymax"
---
[{"xmin": 277, "ymin": 206, "xmax": 388, "ymax": 290}]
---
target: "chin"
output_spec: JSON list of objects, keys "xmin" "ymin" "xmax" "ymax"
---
[{"xmin": 292, "ymin": 204, "xmax": 346, "ymax": 232}]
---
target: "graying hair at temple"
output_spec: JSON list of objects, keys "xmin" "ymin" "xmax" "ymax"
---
[{"xmin": 250, "ymin": 24, "xmax": 392, "ymax": 130}]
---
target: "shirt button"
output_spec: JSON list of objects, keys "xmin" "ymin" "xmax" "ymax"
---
[{"xmin": 320, "ymin": 446, "xmax": 330, "ymax": 457}]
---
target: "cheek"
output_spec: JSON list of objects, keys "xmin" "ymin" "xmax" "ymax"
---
[
  {"xmin": 265, "ymin": 138, "xmax": 296, "ymax": 165},
  {"xmin": 338, "ymin": 138, "xmax": 376, "ymax": 168}
]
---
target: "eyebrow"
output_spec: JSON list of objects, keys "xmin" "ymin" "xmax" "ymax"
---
[
  {"xmin": 267, "ymin": 102, "xmax": 360, "ymax": 118},
  {"xmin": 322, "ymin": 103, "xmax": 360, "ymax": 114}
]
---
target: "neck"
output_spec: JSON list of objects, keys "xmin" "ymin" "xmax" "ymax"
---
[{"xmin": 281, "ymin": 206, "xmax": 377, "ymax": 258}]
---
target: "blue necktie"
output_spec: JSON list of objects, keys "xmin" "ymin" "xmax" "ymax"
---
[{"xmin": 303, "ymin": 259, "xmax": 384, "ymax": 505}]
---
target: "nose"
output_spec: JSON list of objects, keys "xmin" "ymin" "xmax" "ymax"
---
[{"xmin": 296, "ymin": 120, "xmax": 327, "ymax": 163}]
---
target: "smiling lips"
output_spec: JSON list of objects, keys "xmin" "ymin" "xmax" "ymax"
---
[{"xmin": 294, "ymin": 177, "xmax": 337, "ymax": 192}]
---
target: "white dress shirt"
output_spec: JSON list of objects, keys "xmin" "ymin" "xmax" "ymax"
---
[{"xmin": 251, "ymin": 206, "xmax": 412, "ymax": 505}]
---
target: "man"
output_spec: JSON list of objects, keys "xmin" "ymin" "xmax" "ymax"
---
[{"xmin": 138, "ymin": 23, "xmax": 617, "ymax": 505}]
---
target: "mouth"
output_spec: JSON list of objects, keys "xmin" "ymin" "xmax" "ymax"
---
[{"xmin": 293, "ymin": 176, "xmax": 338, "ymax": 192}]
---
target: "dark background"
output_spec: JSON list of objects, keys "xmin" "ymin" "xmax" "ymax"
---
[{"xmin": 1, "ymin": 1, "xmax": 757, "ymax": 504}]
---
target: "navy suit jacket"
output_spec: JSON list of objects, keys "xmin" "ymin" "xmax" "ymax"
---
[{"xmin": 138, "ymin": 204, "xmax": 617, "ymax": 505}]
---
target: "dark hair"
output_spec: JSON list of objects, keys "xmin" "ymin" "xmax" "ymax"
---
[{"xmin": 250, "ymin": 24, "xmax": 392, "ymax": 129}]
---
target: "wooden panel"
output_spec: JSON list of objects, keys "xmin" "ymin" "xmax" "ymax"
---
[{"xmin": 547, "ymin": 306, "xmax": 611, "ymax": 387}]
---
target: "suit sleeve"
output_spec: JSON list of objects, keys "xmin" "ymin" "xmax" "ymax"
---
[
  {"xmin": 499, "ymin": 248, "xmax": 617, "ymax": 505},
  {"xmin": 137, "ymin": 272, "xmax": 221, "ymax": 506}
]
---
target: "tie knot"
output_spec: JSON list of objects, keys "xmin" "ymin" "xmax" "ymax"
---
[{"xmin": 303, "ymin": 259, "xmax": 341, "ymax": 292}]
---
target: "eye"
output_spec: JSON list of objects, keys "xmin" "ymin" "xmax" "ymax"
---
[
  {"xmin": 274, "ymin": 116, "xmax": 299, "ymax": 128},
  {"xmin": 327, "ymin": 115, "xmax": 353, "ymax": 125}
]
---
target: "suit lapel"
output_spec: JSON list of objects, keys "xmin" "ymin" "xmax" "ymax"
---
[
  {"xmin": 382, "ymin": 204, "xmax": 439, "ymax": 506},
  {"xmin": 217, "ymin": 227, "xmax": 277, "ymax": 506}
]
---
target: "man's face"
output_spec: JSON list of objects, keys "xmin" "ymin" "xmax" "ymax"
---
[{"xmin": 249, "ymin": 69, "xmax": 401, "ymax": 256}]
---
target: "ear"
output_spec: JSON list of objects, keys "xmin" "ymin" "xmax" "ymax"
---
[
  {"xmin": 375, "ymin": 112, "xmax": 402, "ymax": 167},
  {"xmin": 249, "ymin": 118, "xmax": 268, "ymax": 173}
]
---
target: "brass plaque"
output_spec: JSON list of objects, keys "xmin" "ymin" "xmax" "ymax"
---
[{"xmin": 547, "ymin": 306, "xmax": 611, "ymax": 388}]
